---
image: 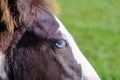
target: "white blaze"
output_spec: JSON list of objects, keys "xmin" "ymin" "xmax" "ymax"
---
[
  {"xmin": 54, "ymin": 16, "xmax": 101, "ymax": 80},
  {"xmin": 0, "ymin": 51, "xmax": 8, "ymax": 80}
]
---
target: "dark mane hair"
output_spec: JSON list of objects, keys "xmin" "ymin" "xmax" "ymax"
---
[{"xmin": 0, "ymin": 0, "xmax": 59, "ymax": 32}]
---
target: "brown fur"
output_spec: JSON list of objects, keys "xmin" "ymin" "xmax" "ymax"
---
[
  {"xmin": 0, "ymin": 0, "xmax": 82, "ymax": 80},
  {"xmin": 0, "ymin": 0, "xmax": 59, "ymax": 32},
  {"xmin": 0, "ymin": 0, "xmax": 15, "ymax": 32},
  {"xmin": 4, "ymin": 7, "xmax": 82, "ymax": 80}
]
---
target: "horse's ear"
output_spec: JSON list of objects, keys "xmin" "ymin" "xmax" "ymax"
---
[
  {"xmin": 29, "ymin": 0, "xmax": 60, "ymax": 15},
  {"xmin": 0, "ymin": 0, "xmax": 16, "ymax": 32},
  {"xmin": 0, "ymin": 0, "xmax": 59, "ymax": 33},
  {"xmin": 47, "ymin": 0, "xmax": 60, "ymax": 15}
]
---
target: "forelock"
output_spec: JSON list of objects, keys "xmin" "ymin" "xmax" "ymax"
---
[{"xmin": 0, "ymin": 0, "xmax": 59, "ymax": 32}]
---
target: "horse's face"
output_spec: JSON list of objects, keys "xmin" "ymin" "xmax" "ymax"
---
[
  {"xmin": 0, "ymin": 0, "xmax": 100, "ymax": 80},
  {"xmin": 5, "ymin": 8, "xmax": 82, "ymax": 80}
]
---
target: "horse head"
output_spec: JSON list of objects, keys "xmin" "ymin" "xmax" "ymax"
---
[{"xmin": 0, "ymin": 0, "xmax": 100, "ymax": 80}]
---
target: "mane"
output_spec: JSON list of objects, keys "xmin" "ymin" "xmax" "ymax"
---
[{"xmin": 0, "ymin": 0, "xmax": 59, "ymax": 32}]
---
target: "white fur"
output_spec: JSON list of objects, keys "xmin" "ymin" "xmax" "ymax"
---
[
  {"xmin": 0, "ymin": 51, "xmax": 8, "ymax": 80},
  {"xmin": 54, "ymin": 16, "xmax": 101, "ymax": 80}
]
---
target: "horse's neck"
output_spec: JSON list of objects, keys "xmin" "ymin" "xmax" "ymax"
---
[
  {"xmin": 10, "ymin": 26, "xmax": 28, "ymax": 48},
  {"xmin": 0, "ymin": 24, "xmax": 13, "ymax": 52},
  {"xmin": 0, "ymin": 24, "xmax": 28, "ymax": 53}
]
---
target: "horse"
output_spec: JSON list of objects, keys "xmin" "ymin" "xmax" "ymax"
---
[{"xmin": 0, "ymin": 0, "xmax": 100, "ymax": 80}]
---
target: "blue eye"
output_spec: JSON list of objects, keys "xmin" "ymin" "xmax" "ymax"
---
[{"xmin": 54, "ymin": 39, "xmax": 67, "ymax": 48}]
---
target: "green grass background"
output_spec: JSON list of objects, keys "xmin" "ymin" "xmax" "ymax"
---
[{"xmin": 57, "ymin": 0, "xmax": 120, "ymax": 80}]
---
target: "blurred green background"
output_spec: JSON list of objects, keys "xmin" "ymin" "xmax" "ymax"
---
[{"xmin": 57, "ymin": 0, "xmax": 120, "ymax": 80}]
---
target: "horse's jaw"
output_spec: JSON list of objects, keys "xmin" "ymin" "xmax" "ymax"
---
[{"xmin": 54, "ymin": 16, "xmax": 101, "ymax": 80}]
